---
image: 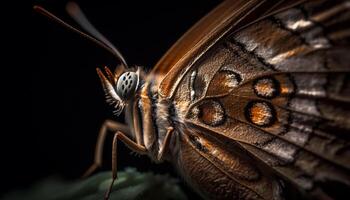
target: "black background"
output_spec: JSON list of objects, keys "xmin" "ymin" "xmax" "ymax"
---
[{"xmin": 3, "ymin": 0, "xmax": 221, "ymax": 198}]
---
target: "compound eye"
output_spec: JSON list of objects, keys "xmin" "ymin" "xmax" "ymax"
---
[{"xmin": 116, "ymin": 72, "xmax": 138, "ymax": 99}]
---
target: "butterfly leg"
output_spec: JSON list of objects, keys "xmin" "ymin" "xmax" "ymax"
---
[
  {"xmin": 105, "ymin": 131, "xmax": 147, "ymax": 200},
  {"xmin": 156, "ymin": 127, "xmax": 174, "ymax": 161},
  {"xmin": 82, "ymin": 119, "xmax": 130, "ymax": 178}
]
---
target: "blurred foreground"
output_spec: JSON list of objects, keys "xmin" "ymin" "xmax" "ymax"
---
[{"xmin": 2, "ymin": 168, "xmax": 187, "ymax": 200}]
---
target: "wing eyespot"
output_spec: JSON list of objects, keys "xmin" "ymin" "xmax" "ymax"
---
[
  {"xmin": 253, "ymin": 77, "xmax": 280, "ymax": 99},
  {"xmin": 244, "ymin": 101, "xmax": 276, "ymax": 127},
  {"xmin": 193, "ymin": 100, "xmax": 226, "ymax": 127},
  {"xmin": 206, "ymin": 69, "xmax": 242, "ymax": 96},
  {"xmin": 220, "ymin": 69, "xmax": 242, "ymax": 87}
]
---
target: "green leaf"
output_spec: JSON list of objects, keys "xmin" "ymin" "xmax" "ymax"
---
[{"xmin": 2, "ymin": 168, "xmax": 187, "ymax": 200}]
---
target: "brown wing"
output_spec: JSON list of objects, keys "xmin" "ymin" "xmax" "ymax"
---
[
  {"xmin": 176, "ymin": 127, "xmax": 286, "ymax": 200},
  {"xmin": 154, "ymin": 0, "xmax": 305, "ymax": 94},
  {"xmin": 171, "ymin": 0, "xmax": 350, "ymax": 199}
]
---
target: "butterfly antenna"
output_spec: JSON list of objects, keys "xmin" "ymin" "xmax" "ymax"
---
[
  {"xmin": 33, "ymin": 4, "xmax": 128, "ymax": 68},
  {"xmin": 66, "ymin": 2, "xmax": 128, "ymax": 68}
]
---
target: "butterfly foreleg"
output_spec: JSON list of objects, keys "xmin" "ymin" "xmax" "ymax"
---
[
  {"xmin": 82, "ymin": 119, "xmax": 130, "ymax": 178},
  {"xmin": 105, "ymin": 131, "xmax": 147, "ymax": 200}
]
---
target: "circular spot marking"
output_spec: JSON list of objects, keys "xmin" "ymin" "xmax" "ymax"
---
[
  {"xmin": 219, "ymin": 70, "xmax": 242, "ymax": 88},
  {"xmin": 245, "ymin": 101, "xmax": 276, "ymax": 127},
  {"xmin": 207, "ymin": 70, "xmax": 242, "ymax": 96},
  {"xmin": 196, "ymin": 100, "xmax": 225, "ymax": 127},
  {"xmin": 253, "ymin": 77, "xmax": 279, "ymax": 98}
]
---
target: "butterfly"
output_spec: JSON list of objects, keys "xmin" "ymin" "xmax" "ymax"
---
[{"xmin": 35, "ymin": 0, "xmax": 350, "ymax": 199}]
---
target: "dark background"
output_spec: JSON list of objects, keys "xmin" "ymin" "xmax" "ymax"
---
[{"xmin": 3, "ymin": 0, "xmax": 221, "ymax": 198}]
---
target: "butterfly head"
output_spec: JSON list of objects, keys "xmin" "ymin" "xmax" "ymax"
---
[
  {"xmin": 34, "ymin": 4, "xmax": 144, "ymax": 116},
  {"xmin": 96, "ymin": 66, "xmax": 142, "ymax": 115}
]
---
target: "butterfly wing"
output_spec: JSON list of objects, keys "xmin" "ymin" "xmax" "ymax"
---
[
  {"xmin": 176, "ymin": 126, "xmax": 288, "ymax": 200},
  {"xmin": 153, "ymin": 0, "xmax": 304, "ymax": 91},
  {"xmin": 168, "ymin": 0, "xmax": 350, "ymax": 199}
]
